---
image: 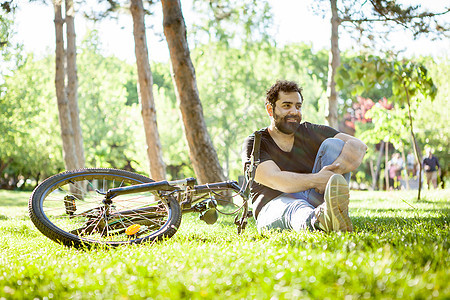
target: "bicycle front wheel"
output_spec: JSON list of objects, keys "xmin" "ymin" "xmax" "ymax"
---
[{"xmin": 29, "ymin": 168, "xmax": 181, "ymax": 248}]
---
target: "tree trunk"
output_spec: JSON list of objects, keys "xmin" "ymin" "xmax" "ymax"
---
[
  {"xmin": 385, "ymin": 141, "xmax": 389, "ymax": 190},
  {"xmin": 53, "ymin": 0, "xmax": 78, "ymax": 171},
  {"xmin": 369, "ymin": 159, "xmax": 375, "ymax": 190},
  {"xmin": 161, "ymin": 0, "xmax": 225, "ymax": 184},
  {"xmin": 401, "ymin": 147, "xmax": 410, "ymax": 190},
  {"xmin": 404, "ymin": 85, "xmax": 422, "ymax": 200},
  {"xmin": 130, "ymin": 0, "xmax": 166, "ymax": 180},
  {"xmin": 0, "ymin": 158, "xmax": 12, "ymax": 174},
  {"xmin": 65, "ymin": 0, "xmax": 85, "ymax": 169},
  {"xmin": 325, "ymin": 0, "xmax": 340, "ymax": 129}
]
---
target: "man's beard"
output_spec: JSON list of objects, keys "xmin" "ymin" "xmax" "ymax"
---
[{"xmin": 273, "ymin": 110, "xmax": 301, "ymax": 134}]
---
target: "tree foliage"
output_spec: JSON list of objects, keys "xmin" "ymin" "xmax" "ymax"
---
[
  {"xmin": 77, "ymin": 30, "xmax": 148, "ymax": 171},
  {"xmin": 338, "ymin": 54, "xmax": 437, "ymax": 109},
  {"xmin": 414, "ymin": 57, "xmax": 449, "ymax": 169},
  {"xmin": 1, "ymin": 9, "xmax": 60, "ymax": 188},
  {"xmin": 338, "ymin": 53, "xmax": 440, "ymax": 196},
  {"xmin": 191, "ymin": 0, "xmax": 274, "ymax": 46},
  {"xmin": 0, "ymin": 7, "xmax": 23, "ymax": 76},
  {"xmin": 1, "ymin": 55, "xmax": 64, "ymax": 188},
  {"xmin": 311, "ymin": 0, "xmax": 448, "ymax": 130},
  {"xmin": 312, "ymin": 0, "xmax": 450, "ymax": 46},
  {"xmin": 1, "ymin": 29, "xmax": 155, "ymax": 188}
]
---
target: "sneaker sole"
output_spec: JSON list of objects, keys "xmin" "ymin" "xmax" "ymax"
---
[{"xmin": 324, "ymin": 174, "xmax": 353, "ymax": 232}]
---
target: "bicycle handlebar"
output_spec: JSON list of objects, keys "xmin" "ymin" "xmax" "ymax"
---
[
  {"xmin": 105, "ymin": 178, "xmax": 242, "ymax": 200},
  {"xmin": 193, "ymin": 181, "xmax": 241, "ymax": 194}
]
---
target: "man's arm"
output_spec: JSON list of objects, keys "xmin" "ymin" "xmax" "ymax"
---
[
  {"xmin": 434, "ymin": 157, "xmax": 441, "ymax": 175},
  {"xmin": 254, "ymin": 160, "xmax": 339, "ymax": 194},
  {"xmin": 435, "ymin": 157, "xmax": 440, "ymax": 169},
  {"xmin": 332, "ymin": 133, "xmax": 368, "ymax": 174}
]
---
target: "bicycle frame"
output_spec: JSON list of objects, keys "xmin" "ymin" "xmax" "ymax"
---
[
  {"xmin": 100, "ymin": 131, "xmax": 262, "ymax": 234},
  {"xmin": 102, "ymin": 177, "xmax": 249, "ymax": 232}
]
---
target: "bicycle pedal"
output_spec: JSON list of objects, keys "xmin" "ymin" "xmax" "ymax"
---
[
  {"xmin": 64, "ymin": 195, "xmax": 77, "ymax": 215},
  {"xmin": 199, "ymin": 209, "xmax": 218, "ymax": 225}
]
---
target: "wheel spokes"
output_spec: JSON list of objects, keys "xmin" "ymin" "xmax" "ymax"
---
[{"xmin": 43, "ymin": 175, "xmax": 171, "ymax": 242}]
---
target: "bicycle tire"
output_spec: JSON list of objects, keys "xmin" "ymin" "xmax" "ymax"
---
[{"xmin": 29, "ymin": 168, "xmax": 182, "ymax": 248}]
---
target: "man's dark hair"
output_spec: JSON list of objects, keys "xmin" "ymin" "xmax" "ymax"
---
[{"xmin": 265, "ymin": 80, "xmax": 303, "ymax": 107}]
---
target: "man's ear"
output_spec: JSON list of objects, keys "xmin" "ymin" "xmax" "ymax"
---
[{"xmin": 266, "ymin": 103, "xmax": 273, "ymax": 117}]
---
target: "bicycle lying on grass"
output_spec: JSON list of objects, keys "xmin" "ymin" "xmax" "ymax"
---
[{"xmin": 28, "ymin": 133, "xmax": 262, "ymax": 248}]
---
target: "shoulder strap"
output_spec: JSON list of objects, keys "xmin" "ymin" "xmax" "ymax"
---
[{"xmin": 250, "ymin": 131, "xmax": 262, "ymax": 164}]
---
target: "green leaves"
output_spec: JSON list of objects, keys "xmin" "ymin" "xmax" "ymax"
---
[
  {"xmin": 1, "ymin": 54, "xmax": 63, "ymax": 185},
  {"xmin": 337, "ymin": 53, "xmax": 437, "ymax": 116},
  {"xmin": 387, "ymin": 60, "xmax": 437, "ymax": 104},
  {"xmin": 360, "ymin": 104, "xmax": 410, "ymax": 149},
  {"xmin": 191, "ymin": 0, "xmax": 274, "ymax": 47}
]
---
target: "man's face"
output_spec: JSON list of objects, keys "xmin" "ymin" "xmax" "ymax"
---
[{"xmin": 271, "ymin": 91, "xmax": 302, "ymax": 134}]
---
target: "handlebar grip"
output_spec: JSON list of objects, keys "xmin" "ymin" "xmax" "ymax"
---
[{"xmin": 168, "ymin": 177, "xmax": 196, "ymax": 187}]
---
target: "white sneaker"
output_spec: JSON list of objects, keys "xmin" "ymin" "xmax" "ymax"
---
[{"xmin": 315, "ymin": 174, "xmax": 353, "ymax": 232}]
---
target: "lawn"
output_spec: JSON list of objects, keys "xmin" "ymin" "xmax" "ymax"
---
[{"xmin": 0, "ymin": 188, "xmax": 448, "ymax": 299}]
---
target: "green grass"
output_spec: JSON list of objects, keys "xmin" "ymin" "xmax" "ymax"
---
[{"xmin": 0, "ymin": 189, "xmax": 448, "ymax": 299}]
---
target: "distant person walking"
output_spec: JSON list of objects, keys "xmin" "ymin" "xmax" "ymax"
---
[
  {"xmin": 388, "ymin": 153, "xmax": 403, "ymax": 190},
  {"xmin": 406, "ymin": 151, "xmax": 417, "ymax": 178},
  {"xmin": 423, "ymin": 149, "xmax": 440, "ymax": 189}
]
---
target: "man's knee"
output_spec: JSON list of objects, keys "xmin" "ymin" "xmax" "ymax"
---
[
  {"xmin": 319, "ymin": 138, "xmax": 345, "ymax": 155},
  {"xmin": 315, "ymin": 138, "xmax": 351, "ymax": 183}
]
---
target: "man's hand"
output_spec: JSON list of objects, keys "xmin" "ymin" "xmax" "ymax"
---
[
  {"xmin": 313, "ymin": 164, "xmax": 339, "ymax": 194},
  {"xmin": 333, "ymin": 134, "xmax": 368, "ymax": 174}
]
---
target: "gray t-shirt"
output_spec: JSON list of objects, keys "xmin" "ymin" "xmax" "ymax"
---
[{"xmin": 242, "ymin": 122, "xmax": 338, "ymax": 218}]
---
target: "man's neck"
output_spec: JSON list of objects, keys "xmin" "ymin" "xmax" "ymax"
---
[{"xmin": 268, "ymin": 124, "xmax": 295, "ymax": 152}]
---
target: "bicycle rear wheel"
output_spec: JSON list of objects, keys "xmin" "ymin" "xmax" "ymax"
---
[{"xmin": 29, "ymin": 168, "xmax": 181, "ymax": 248}]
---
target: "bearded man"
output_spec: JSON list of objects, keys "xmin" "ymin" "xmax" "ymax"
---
[{"xmin": 242, "ymin": 80, "xmax": 367, "ymax": 233}]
